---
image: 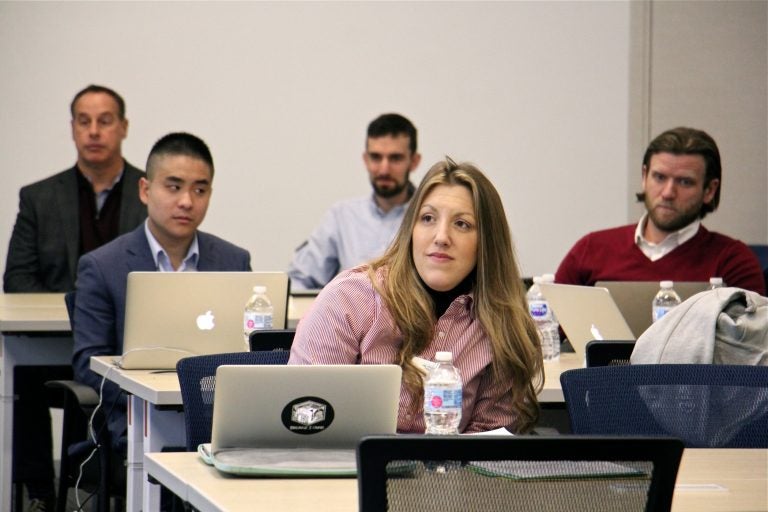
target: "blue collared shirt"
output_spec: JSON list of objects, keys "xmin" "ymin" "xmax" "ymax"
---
[
  {"xmin": 81, "ymin": 167, "xmax": 124, "ymax": 213},
  {"xmin": 144, "ymin": 220, "xmax": 200, "ymax": 272},
  {"xmin": 287, "ymin": 192, "xmax": 411, "ymax": 289}
]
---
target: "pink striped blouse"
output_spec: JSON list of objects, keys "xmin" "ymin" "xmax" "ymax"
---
[{"xmin": 288, "ymin": 267, "xmax": 515, "ymax": 433}]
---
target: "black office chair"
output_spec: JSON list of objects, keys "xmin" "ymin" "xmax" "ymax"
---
[
  {"xmin": 357, "ymin": 435, "xmax": 684, "ymax": 512},
  {"xmin": 45, "ymin": 290, "xmax": 125, "ymax": 512},
  {"xmin": 13, "ymin": 364, "xmax": 72, "ymax": 512},
  {"xmin": 248, "ymin": 328, "xmax": 295, "ymax": 352},
  {"xmin": 176, "ymin": 350, "xmax": 290, "ymax": 451},
  {"xmin": 561, "ymin": 364, "xmax": 768, "ymax": 448},
  {"xmin": 585, "ymin": 340, "xmax": 635, "ymax": 367}
]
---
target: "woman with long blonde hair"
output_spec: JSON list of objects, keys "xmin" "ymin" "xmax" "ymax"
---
[{"xmin": 290, "ymin": 157, "xmax": 543, "ymax": 433}]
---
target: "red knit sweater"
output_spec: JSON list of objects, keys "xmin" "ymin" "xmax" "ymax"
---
[{"xmin": 555, "ymin": 224, "xmax": 765, "ymax": 295}]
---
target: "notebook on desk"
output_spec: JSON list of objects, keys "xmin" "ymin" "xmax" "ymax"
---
[
  {"xmin": 539, "ymin": 283, "xmax": 635, "ymax": 358},
  {"xmin": 596, "ymin": 281, "xmax": 709, "ymax": 337},
  {"xmin": 202, "ymin": 364, "xmax": 401, "ymax": 477},
  {"xmin": 117, "ymin": 271, "xmax": 289, "ymax": 370}
]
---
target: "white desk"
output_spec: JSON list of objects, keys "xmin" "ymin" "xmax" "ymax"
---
[
  {"xmin": 0, "ymin": 293, "xmax": 71, "ymax": 511},
  {"xmin": 90, "ymin": 356, "xmax": 183, "ymax": 512},
  {"xmin": 90, "ymin": 351, "xmax": 579, "ymax": 512},
  {"xmin": 144, "ymin": 448, "xmax": 768, "ymax": 512},
  {"xmin": 540, "ymin": 352, "xmax": 580, "ymax": 402}
]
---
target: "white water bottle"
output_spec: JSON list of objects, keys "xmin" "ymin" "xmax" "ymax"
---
[
  {"xmin": 526, "ymin": 276, "xmax": 561, "ymax": 361},
  {"xmin": 423, "ymin": 352, "xmax": 462, "ymax": 435},
  {"xmin": 652, "ymin": 280, "xmax": 681, "ymax": 323},
  {"xmin": 243, "ymin": 285, "xmax": 273, "ymax": 349}
]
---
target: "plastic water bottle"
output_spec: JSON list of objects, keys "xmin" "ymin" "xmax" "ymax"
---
[
  {"xmin": 526, "ymin": 276, "xmax": 561, "ymax": 361},
  {"xmin": 243, "ymin": 285, "xmax": 273, "ymax": 349},
  {"xmin": 709, "ymin": 277, "xmax": 724, "ymax": 289},
  {"xmin": 651, "ymin": 281, "xmax": 681, "ymax": 323},
  {"xmin": 423, "ymin": 352, "xmax": 462, "ymax": 435}
]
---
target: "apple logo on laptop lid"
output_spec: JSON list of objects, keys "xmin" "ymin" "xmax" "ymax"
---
[{"xmin": 196, "ymin": 310, "xmax": 215, "ymax": 330}]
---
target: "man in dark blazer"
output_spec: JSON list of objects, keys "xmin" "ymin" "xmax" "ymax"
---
[
  {"xmin": 4, "ymin": 84, "xmax": 147, "ymax": 292},
  {"xmin": 3, "ymin": 85, "xmax": 146, "ymax": 510},
  {"xmin": 72, "ymin": 131, "xmax": 251, "ymax": 446}
]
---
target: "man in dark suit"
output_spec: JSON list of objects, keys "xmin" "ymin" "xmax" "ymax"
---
[
  {"xmin": 72, "ymin": 131, "xmax": 251, "ymax": 445},
  {"xmin": 4, "ymin": 84, "xmax": 147, "ymax": 292},
  {"xmin": 3, "ymin": 85, "xmax": 146, "ymax": 511}
]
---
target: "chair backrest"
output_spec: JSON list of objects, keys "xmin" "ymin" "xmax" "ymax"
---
[
  {"xmin": 176, "ymin": 351, "xmax": 290, "ymax": 451},
  {"xmin": 561, "ymin": 364, "xmax": 768, "ymax": 448},
  {"xmin": 585, "ymin": 340, "xmax": 635, "ymax": 367},
  {"xmin": 248, "ymin": 328, "xmax": 295, "ymax": 351},
  {"xmin": 64, "ymin": 290, "xmax": 76, "ymax": 329},
  {"xmin": 357, "ymin": 435, "xmax": 684, "ymax": 512},
  {"xmin": 748, "ymin": 244, "xmax": 768, "ymax": 292}
]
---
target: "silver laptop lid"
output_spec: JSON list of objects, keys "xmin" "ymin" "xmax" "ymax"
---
[
  {"xmin": 539, "ymin": 283, "xmax": 635, "ymax": 357},
  {"xmin": 596, "ymin": 281, "xmax": 709, "ymax": 337},
  {"xmin": 119, "ymin": 271, "xmax": 289, "ymax": 370},
  {"xmin": 211, "ymin": 364, "xmax": 401, "ymax": 452}
]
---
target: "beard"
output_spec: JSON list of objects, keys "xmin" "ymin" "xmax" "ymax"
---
[
  {"xmin": 372, "ymin": 173, "xmax": 409, "ymax": 199},
  {"xmin": 645, "ymin": 197, "xmax": 702, "ymax": 233}
]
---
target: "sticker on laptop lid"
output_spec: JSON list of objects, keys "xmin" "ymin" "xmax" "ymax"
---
[{"xmin": 281, "ymin": 396, "xmax": 335, "ymax": 434}]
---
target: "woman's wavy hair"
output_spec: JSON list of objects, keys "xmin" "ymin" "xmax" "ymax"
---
[{"xmin": 367, "ymin": 157, "xmax": 544, "ymax": 432}]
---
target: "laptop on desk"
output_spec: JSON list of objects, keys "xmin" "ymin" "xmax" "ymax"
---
[
  {"xmin": 596, "ymin": 281, "xmax": 709, "ymax": 338},
  {"xmin": 539, "ymin": 283, "xmax": 635, "ymax": 359},
  {"xmin": 117, "ymin": 271, "xmax": 289, "ymax": 370},
  {"xmin": 203, "ymin": 364, "xmax": 401, "ymax": 477}
]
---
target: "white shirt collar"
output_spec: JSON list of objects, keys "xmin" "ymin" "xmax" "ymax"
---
[
  {"xmin": 634, "ymin": 213, "xmax": 700, "ymax": 262},
  {"xmin": 143, "ymin": 220, "xmax": 200, "ymax": 272}
]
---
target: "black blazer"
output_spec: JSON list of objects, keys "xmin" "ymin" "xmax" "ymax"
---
[{"xmin": 3, "ymin": 161, "xmax": 147, "ymax": 292}]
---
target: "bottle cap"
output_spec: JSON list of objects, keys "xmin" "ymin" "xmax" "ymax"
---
[
  {"xmin": 253, "ymin": 285, "xmax": 267, "ymax": 293},
  {"xmin": 532, "ymin": 276, "xmax": 543, "ymax": 284},
  {"xmin": 435, "ymin": 351, "xmax": 453, "ymax": 362},
  {"xmin": 709, "ymin": 277, "xmax": 723, "ymax": 285},
  {"xmin": 541, "ymin": 273, "xmax": 555, "ymax": 283},
  {"xmin": 660, "ymin": 280, "xmax": 673, "ymax": 289}
]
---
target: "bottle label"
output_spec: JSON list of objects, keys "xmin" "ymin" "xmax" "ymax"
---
[
  {"xmin": 424, "ymin": 387, "xmax": 462, "ymax": 410},
  {"xmin": 652, "ymin": 306, "xmax": 670, "ymax": 323},
  {"xmin": 244, "ymin": 312, "xmax": 273, "ymax": 330},
  {"xmin": 528, "ymin": 300, "xmax": 551, "ymax": 321}
]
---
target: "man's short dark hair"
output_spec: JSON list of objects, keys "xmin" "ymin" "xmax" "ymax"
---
[
  {"xmin": 146, "ymin": 132, "xmax": 214, "ymax": 180},
  {"xmin": 367, "ymin": 113, "xmax": 418, "ymax": 154},
  {"xmin": 70, "ymin": 84, "xmax": 126, "ymax": 120},
  {"xmin": 636, "ymin": 126, "xmax": 722, "ymax": 218}
]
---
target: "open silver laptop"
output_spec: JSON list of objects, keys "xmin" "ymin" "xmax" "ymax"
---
[
  {"xmin": 539, "ymin": 283, "xmax": 635, "ymax": 358},
  {"xmin": 117, "ymin": 271, "xmax": 289, "ymax": 370},
  {"xmin": 596, "ymin": 281, "xmax": 709, "ymax": 338},
  {"xmin": 204, "ymin": 364, "xmax": 401, "ymax": 477}
]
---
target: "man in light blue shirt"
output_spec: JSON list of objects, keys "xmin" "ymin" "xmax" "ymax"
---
[{"xmin": 288, "ymin": 113, "xmax": 421, "ymax": 289}]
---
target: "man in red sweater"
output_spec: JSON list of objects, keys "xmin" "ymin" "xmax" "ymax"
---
[{"xmin": 556, "ymin": 127, "xmax": 765, "ymax": 295}]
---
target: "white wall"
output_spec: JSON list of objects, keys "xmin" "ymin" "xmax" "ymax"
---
[
  {"xmin": 0, "ymin": 1, "xmax": 764, "ymax": 282},
  {"xmin": 644, "ymin": 0, "xmax": 768, "ymax": 244}
]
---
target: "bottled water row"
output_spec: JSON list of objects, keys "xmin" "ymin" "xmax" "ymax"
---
[
  {"xmin": 525, "ymin": 275, "xmax": 725, "ymax": 358},
  {"xmin": 243, "ymin": 285, "xmax": 273, "ymax": 350},
  {"xmin": 526, "ymin": 274, "xmax": 560, "ymax": 361},
  {"xmin": 651, "ymin": 277, "xmax": 723, "ymax": 323}
]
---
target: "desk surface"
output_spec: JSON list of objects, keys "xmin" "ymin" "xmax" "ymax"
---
[
  {"xmin": 0, "ymin": 292, "xmax": 310, "ymax": 333},
  {"xmin": 145, "ymin": 448, "xmax": 768, "ymax": 512},
  {"xmin": 92, "ymin": 352, "xmax": 581, "ymax": 406},
  {"xmin": 0, "ymin": 292, "xmax": 69, "ymax": 331}
]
